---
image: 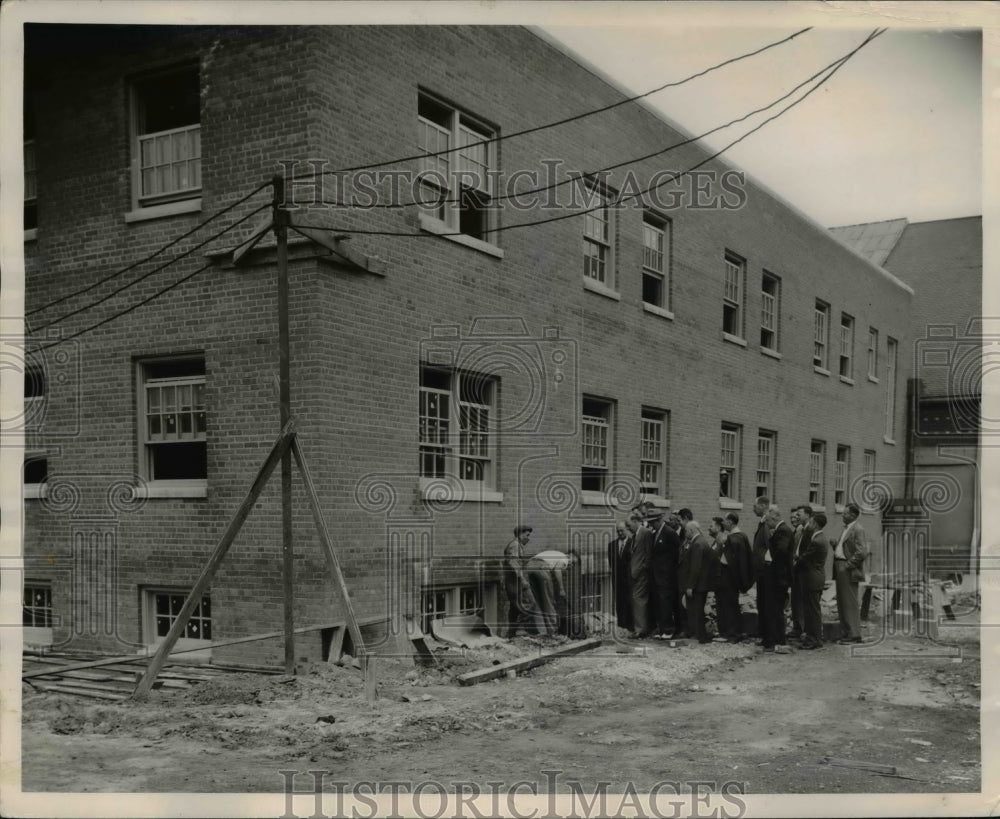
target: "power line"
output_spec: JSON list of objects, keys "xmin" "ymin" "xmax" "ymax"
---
[
  {"xmin": 286, "ymin": 29, "xmax": 884, "ymax": 242},
  {"xmin": 33, "ymin": 202, "xmax": 271, "ymax": 332},
  {"xmin": 316, "ymin": 38, "xmax": 870, "ymax": 212},
  {"xmin": 26, "ymin": 181, "xmax": 273, "ymax": 318},
  {"xmin": 291, "ymin": 27, "xmax": 813, "ymax": 182},
  {"xmin": 32, "ymin": 259, "xmax": 217, "ymax": 353}
]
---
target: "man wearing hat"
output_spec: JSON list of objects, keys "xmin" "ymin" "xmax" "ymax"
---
[{"xmin": 503, "ymin": 524, "xmax": 547, "ymax": 636}]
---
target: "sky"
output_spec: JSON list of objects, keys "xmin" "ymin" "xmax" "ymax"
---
[{"xmin": 542, "ymin": 24, "xmax": 983, "ymax": 228}]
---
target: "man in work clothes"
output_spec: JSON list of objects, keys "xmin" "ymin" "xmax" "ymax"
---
[
  {"xmin": 831, "ymin": 503, "xmax": 868, "ymax": 644},
  {"xmin": 503, "ymin": 525, "xmax": 547, "ymax": 636}
]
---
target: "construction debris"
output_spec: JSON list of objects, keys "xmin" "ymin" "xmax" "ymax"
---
[{"xmin": 456, "ymin": 638, "xmax": 602, "ymax": 686}]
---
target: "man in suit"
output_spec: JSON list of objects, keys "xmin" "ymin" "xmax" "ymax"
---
[
  {"xmin": 794, "ymin": 511, "xmax": 829, "ymax": 649},
  {"xmin": 608, "ymin": 521, "xmax": 633, "ymax": 634},
  {"xmin": 831, "ymin": 503, "xmax": 868, "ymax": 644},
  {"xmin": 628, "ymin": 513, "xmax": 653, "ymax": 638},
  {"xmin": 788, "ymin": 504, "xmax": 814, "ymax": 641},
  {"xmin": 683, "ymin": 521, "xmax": 718, "ymax": 644},
  {"xmin": 755, "ymin": 505, "xmax": 794, "ymax": 653},
  {"xmin": 650, "ymin": 509, "xmax": 682, "ymax": 638},
  {"xmin": 716, "ymin": 512, "xmax": 753, "ymax": 642}
]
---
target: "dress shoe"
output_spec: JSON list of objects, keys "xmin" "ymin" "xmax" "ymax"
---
[{"xmin": 837, "ymin": 637, "xmax": 862, "ymax": 645}]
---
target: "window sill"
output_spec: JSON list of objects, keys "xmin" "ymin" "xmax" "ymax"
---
[
  {"xmin": 642, "ymin": 303, "xmax": 674, "ymax": 321},
  {"xmin": 760, "ymin": 347, "xmax": 782, "ymax": 360},
  {"xmin": 24, "ymin": 228, "xmax": 38, "ymax": 242},
  {"xmin": 722, "ymin": 333, "xmax": 747, "ymax": 348},
  {"xmin": 580, "ymin": 490, "xmax": 618, "ymax": 507},
  {"xmin": 814, "ymin": 366, "xmax": 831, "ymax": 377},
  {"xmin": 640, "ymin": 494, "xmax": 672, "ymax": 508},
  {"xmin": 582, "ymin": 277, "xmax": 621, "ymax": 301},
  {"xmin": 883, "ymin": 437, "xmax": 896, "ymax": 446},
  {"xmin": 868, "ymin": 375, "xmax": 880, "ymax": 384},
  {"xmin": 136, "ymin": 480, "xmax": 208, "ymax": 499},
  {"xmin": 125, "ymin": 198, "xmax": 202, "ymax": 224},
  {"xmin": 23, "ymin": 484, "xmax": 47, "ymax": 500},
  {"xmin": 719, "ymin": 499, "xmax": 743, "ymax": 511},
  {"xmin": 839, "ymin": 375, "xmax": 855, "ymax": 386},
  {"xmin": 417, "ymin": 214, "xmax": 504, "ymax": 259},
  {"xmin": 419, "ymin": 478, "xmax": 503, "ymax": 503}
]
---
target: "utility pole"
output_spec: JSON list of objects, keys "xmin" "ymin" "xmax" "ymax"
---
[{"xmin": 273, "ymin": 173, "xmax": 295, "ymax": 675}]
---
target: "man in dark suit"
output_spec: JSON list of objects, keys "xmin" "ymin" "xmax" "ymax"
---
[
  {"xmin": 788, "ymin": 504, "xmax": 814, "ymax": 641},
  {"xmin": 649, "ymin": 510, "xmax": 681, "ymax": 638},
  {"xmin": 628, "ymin": 514, "xmax": 653, "ymax": 638},
  {"xmin": 794, "ymin": 511, "xmax": 829, "ymax": 649},
  {"xmin": 754, "ymin": 505, "xmax": 793, "ymax": 652},
  {"xmin": 716, "ymin": 512, "xmax": 753, "ymax": 642},
  {"xmin": 683, "ymin": 521, "xmax": 718, "ymax": 644},
  {"xmin": 831, "ymin": 503, "xmax": 868, "ymax": 644},
  {"xmin": 608, "ymin": 521, "xmax": 633, "ymax": 634}
]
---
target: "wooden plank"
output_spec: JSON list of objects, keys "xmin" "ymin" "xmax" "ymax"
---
[
  {"xmin": 290, "ymin": 436, "xmax": 373, "ymax": 706},
  {"xmin": 29, "ymin": 683, "xmax": 126, "ymax": 701},
  {"xmin": 132, "ymin": 428, "xmax": 295, "ymax": 698},
  {"xmin": 456, "ymin": 638, "xmax": 603, "ymax": 686},
  {"xmin": 327, "ymin": 625, "xmax": 346, "ymax": 664},
  {"xmin": 23, "ymin": 665, "xmax": 186, "ymax": 690},
  {"xmin": 824, "ymin": 757, "xmax": 898, "ymax": 776}
]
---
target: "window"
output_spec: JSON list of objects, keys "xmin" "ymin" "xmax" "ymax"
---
[
  {"xmin": 421, "ymin": 584, "xmax": 490, "ymax": 634},
  {"xmin": 720, "ymin": 423, "xmax": 741, "ymax": 502},
  {"xmin": 24, "ymin": 98, "xmax": 36, "ymax": 233},
  {"xmin": 723, "ymin": 253, "xmax": 745, "ymax": 339},
  {"xmin": 24, "ymin": 361, "xmax": 45, "ymax": 429},
  {"xmin": 421, "ymin": 588, "xmax": 449, "ymax": 634},
  {"xmin": 582, "ymin": 181, "xmax": 616, "ymax": 288},
  {"xmin": 143, "ymin": 587, "xmax": 212, "ymax": 660},
  {"xmin": 834, "ymin": 445, "xmax": 850, "ymax": 508},
  {"xmin": 809, "ymin": 440, "xmax": 825, "ymax": 506},
  {"xmin": 839, "ymin": 314, "xmax": 855, "ymax": 379},
  {"xmin": 756, "ymin": 430, "xmax": 776, "ymax": 500},
  {"xmin": 867, "ymin": 328, "xmax": 879, "ymax": 381},
  {"xmin": 582, "ymin": 397, "xmax": 613, "ymax": 492},
  {"xmin": 23, "ymin": 582, "xmax": 53, "ymax": 629},
  {"xmin": 419, "ymin": 366, "xmax": 496, "ymax": 486},
  {"xmin": 23, "ymin": 453, "xmax": 48, "ymax": 499},
  {"xmin": 132, "ymin": 67, "xmax": 201, "ymax": 207},
  {"xmin": 885, "ymin": 337, "xmax": 898, "ymax": 441},
  {"xmin": 814, "ymin": 301, "xmax": 830, "ymax": 370},
  {"xmin": 139, "ymin": 357, "xmax": 207, "ymax": 487},
  {"xmin": 417, "ymin": 94, "xmax": 496, "ymax": 244},
  {"xmin": 863, "ymin": 449, "xmax": 876, "ymax": 492},
  {"xmin": 760, "ymin": 273, "xmax": 780, "ymax": 352},
  {"xmin": 23, "ymin": 581, "xmax": 53, "ymax": 646},
  {"xmin": 640, "ymin": 409, "xmax": 668, "ymax": 497},
  {"xmin": 642, "ymin": 213, "xmax": 670, "ymax": 310},
  {"xmin": 458, "ymin": 585, "xmax": 483, "ymax": 617}
]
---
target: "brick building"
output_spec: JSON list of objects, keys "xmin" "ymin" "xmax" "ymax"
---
[{"xmin": 21, "ymin": 24, "xmax": 914, "ymax": 663}]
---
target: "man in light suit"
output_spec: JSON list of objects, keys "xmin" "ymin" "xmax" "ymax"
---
[
  {"xmin": 794, "ymin": 511, "xmax": 829, "ymax": 649},
  {"xmin": 831, "ymin": 503, "xmax": 868, "ymax": 644}
]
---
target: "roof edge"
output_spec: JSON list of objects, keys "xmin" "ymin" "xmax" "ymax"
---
[{"xmin": 526, "ymin": 25, "xmax": 915, "ymax": 297}]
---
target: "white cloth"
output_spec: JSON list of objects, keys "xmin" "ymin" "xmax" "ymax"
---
[{"xmin": 835, "ymin": 520, "xmax": 856, "ymax": 560}]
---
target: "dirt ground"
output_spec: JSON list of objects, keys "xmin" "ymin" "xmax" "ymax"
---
[{"xmin": 19, "ymin": 598, "xmax": 981, "ymax": 798}]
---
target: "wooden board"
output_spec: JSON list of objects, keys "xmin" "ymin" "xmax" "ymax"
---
[{"xmin": 456, "ymin": 638, "xmax": 603, "ymax": 686}]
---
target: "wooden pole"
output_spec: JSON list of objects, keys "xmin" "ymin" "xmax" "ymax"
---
[
  {"xmin": 274, "ymin": 173, "xmax": 295, "ymax": 675},
  {"xmin": 131, "ymin": 429, "xmax": 295, "ymax": 698},
  {"xmin": 290, "ymin": 435, "xmax": 376, "ymax": 706}
]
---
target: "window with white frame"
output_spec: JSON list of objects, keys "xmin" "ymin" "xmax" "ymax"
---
[
  {"xmin": 143, "ymin": 588, "xmax": 212, "ymax": 660},
  {"xmin": 834, "ymin": 445, "xmax": 850, "ymax": 508},
  {"xmin": 640, "ymin": 409, "xmax": 668, "ymax": 497},
  {"xmin": 642, "ymin": 213, "xmax": 670, "ymax": 310},
  {"xmin": 582, "ymin": 397, "xmax": 613, "ymax": 492},
  {"xmin": 419, "ymin": 366, "xmax": 496, "ymax": 486},
  {"xmin": 23, "ymin": 580, "xmax": 54, "ymax": 646},
  {"xmin": 421, "ymin": 583, "xmax": 491, "ymax": 634},
  {"xmin": 885, "ymin": 337, "xmax": 898, "ymax": 440},
  {"xmin": 867, "ymin": 327, "xmax": 879, "ymax": 380},
  {"xmin": 839, "ymin": 314, "xmax": 855, "ymax": 379},
  {"xmin": 139, "ymin": 357, "xmax": 207, "ymax": 484},
  {"xmin": 756, "ymin": 430, "xmax": 776, "ymax": 500},
  {"xmin": 814, "ymin": 301, "xmax": 830, "ymax": 370},
  {"xmin": 417, "ymin": 94, "xmax": 496, "ymax": 243},
  {"xmin": 760, "ymin": 273, "xmax": 780, "ymax": 352},
  {"xmin": 723, "ymin": 253, "xmax": 745, "ymax": 339},
  {"xmin": 720, "ymin": 423, "xmax": 741, "ymax": 501},
  {"xmin": 23, "ymin": 452, "xmax": 48, "ymax": 499},
  {"xmin": 809, "ymin": 440, "xmax": 825, "ymax": 506},
  {"xmin": 582, "ymin": 182, "xmax": 616, "ymax": 288},
  {"xmin": 132, "ymin": 67, "xmax": 201, "ymax": 207},
  {"xmin": 23, "ymin": 362, "xmax": 45, "ymax": 430}
]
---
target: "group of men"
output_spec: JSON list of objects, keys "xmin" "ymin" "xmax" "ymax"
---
[{"xmin": 608, "ymin": 498, "xmax": 870, "ymax": 651}]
